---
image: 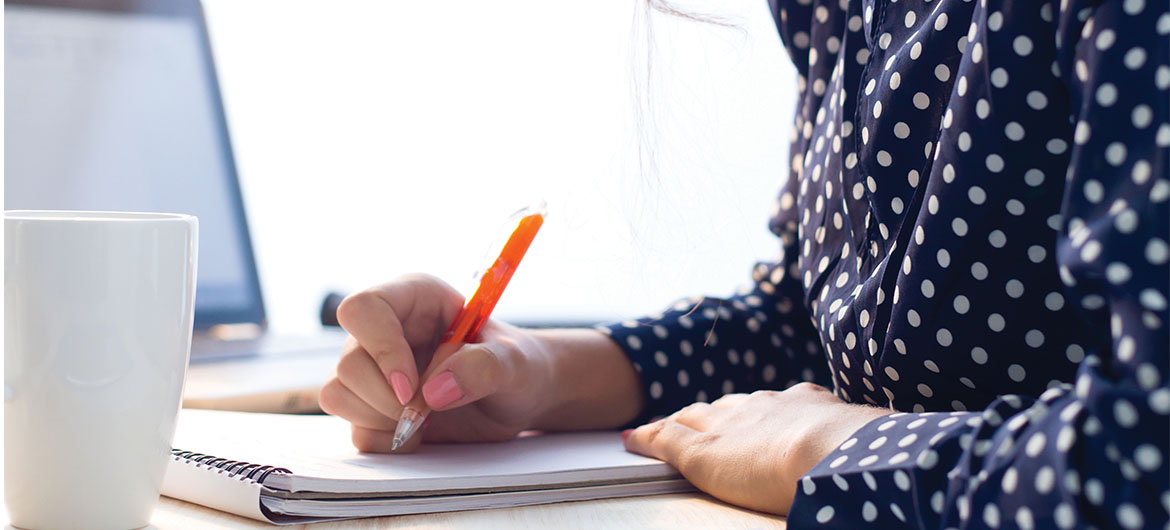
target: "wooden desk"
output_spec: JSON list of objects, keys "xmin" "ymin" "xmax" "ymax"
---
[{"xmin": 5, "ymin": 493, "xmax": 785, "ymax": 529}]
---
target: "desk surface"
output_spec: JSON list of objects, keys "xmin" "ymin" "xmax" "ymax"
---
[{"xmin": 3, "ymin": 493, "xmax": 785, "ymax": 529}]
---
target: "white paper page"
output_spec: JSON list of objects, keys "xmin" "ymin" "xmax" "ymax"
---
[{"xmin": 172, "ymin": 409, "xmax": 680, "ymax": 494}]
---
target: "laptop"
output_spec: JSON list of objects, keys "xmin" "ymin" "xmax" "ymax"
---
[{"xmin": 5, "ymin": 0, "xmax": 347, "ymax": 411}]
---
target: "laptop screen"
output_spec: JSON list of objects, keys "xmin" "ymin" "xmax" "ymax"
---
[{"xmin": 5, "ymin": 0, "xmax": 265, "ymax": 328}]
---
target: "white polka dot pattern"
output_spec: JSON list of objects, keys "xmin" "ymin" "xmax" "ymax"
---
[{"xmin": 603, "ymin": 0, "xmax": 1168, "ymax": 527}]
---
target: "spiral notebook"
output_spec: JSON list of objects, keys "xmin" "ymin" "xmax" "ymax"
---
[{"xmin": 161, "ymin": 409, "xmax": 692, "ymax": 524}]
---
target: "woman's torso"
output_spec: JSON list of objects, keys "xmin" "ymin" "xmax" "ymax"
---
[{"xmin": 769, "ymin": 0, "xmax": 1123, "ymax": 412}]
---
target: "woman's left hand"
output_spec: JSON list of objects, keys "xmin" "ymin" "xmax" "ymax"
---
[{"xmin": 622, "ymin": 382, "xmax": 892, "ymax": 515}]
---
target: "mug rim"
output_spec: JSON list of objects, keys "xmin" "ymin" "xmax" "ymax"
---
[{"xmin": 5, "ymin": 210, "xmax": 196, "ymax": 223}]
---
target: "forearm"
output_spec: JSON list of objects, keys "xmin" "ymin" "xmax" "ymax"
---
[{"xmin": 527, "ymin": 328, "xmax": 644, "ymax": 431}]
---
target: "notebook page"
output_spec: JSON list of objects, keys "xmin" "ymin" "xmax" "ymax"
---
[{"xmin": 171, "ymin": 409, "xmax": 680, "ymax": 495}]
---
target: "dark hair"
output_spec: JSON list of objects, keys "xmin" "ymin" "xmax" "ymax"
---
[
  {"xmin": 631, "ymin": 1, "xmax": 738, "ymax": 181},
  {"xmin": 646, "ymin": 0, "xmax": 736, "ymax": 26}
]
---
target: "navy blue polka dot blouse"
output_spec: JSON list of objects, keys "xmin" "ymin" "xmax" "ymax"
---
[{"xmin": 602, "ymin": 0, "xmax": 1169, "ymax": 527}]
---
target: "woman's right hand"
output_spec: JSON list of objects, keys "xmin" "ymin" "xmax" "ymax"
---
[{"xmin": 318, "ymin": 274, "xmax": 559, "ymax": 453}]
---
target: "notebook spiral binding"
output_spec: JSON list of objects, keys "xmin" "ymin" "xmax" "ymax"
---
[{"xmin": 171, "ymin": 448, "xmax": 292, "ymax": 483}]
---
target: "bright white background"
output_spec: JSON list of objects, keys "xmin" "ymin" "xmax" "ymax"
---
[{"xmin": 200, "ymin": 0, "xmax": 798, "ymax": 333}]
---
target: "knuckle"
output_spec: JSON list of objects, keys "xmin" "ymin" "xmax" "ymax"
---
[
  {"xmin": 396, "ymin": 272, "xmax": 435, "ymax": 284},
  {"xmin": 742, "ymin": 390, "xmax": 778, "ymax": 406},
  {"xmin": 496, "ymin": 343, "xmax": 525, "ymax": 380},
  {"xmin": 362, "ymin": 344, "xmax": 391, "ymax": 364},
  {"xmin": 399, "ymin": 273, "xmax": 450, "ymax": 298},
  {"xmin": 335, "ymin": 351, "xmax": 368, "ymax": 384},
  {"xmin": 342, "ymin": 335, "xmax": 361, "ymax": 354},
  {"xmin": 790, "ymin": 382, "xmax": 825, "ymax": 393},
  {"xmin": 317, "ymin": 379, "xmax": 345, "ymax": 415},
  {"xmin": 350, "ymin": 428, "xmax": 379, "ymax": 453},
  {"xmin": 678, "ymin": 402, "xmax": 706, "ymax": 417},
  {"xmin": 638, "ymin": 421, "xmax": 665, "ymax": 445},
  {"xmin": 648, "ymin": 419, "xmax": 670, "ymax": 439},
  {"xmin": 335, "ymin": 291, "xmax": 376, "ymax": 327},
  {"xmin": 465, "ymin": 343, "xmax": 510, "ymax": 384},
  {"xmin": 495, "ymin": 334, "xmax": 534, "ymax": 375},
  {"xmin": 477, "ymin": 343, "xmax": 506, "ymax": 369},
  {"xmin": 491, "ymin": 333, "xmax": 521, "ymax": 362}
]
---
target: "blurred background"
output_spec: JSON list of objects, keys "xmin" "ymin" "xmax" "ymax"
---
[{"xmin": 6, "ymin": 0, "xmax": 798, "ymax": 333}]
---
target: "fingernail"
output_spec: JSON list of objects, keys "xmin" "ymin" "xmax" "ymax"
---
[
  {"xmin": 422, "ymin": 371, "xmax": 463, "ymax": 409},
  {"xmin": 389, "ymin": 372, "xmax": 413, "ymax": 406},
  {"xmin": 621, "ymin": 429, "xmax": 633, "ymax": 441}
]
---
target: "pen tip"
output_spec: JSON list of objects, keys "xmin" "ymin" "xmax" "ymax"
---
[
  {"xmin": 391, "ymin": 416, "xmax": 416, "ymax": 452},
  {"xmin": 390, "ymin": 408, "xmax": 426, "ymax": 453}
]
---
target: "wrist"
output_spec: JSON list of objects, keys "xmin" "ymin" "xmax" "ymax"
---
[
  {"xmin": 506, "ymin": 327, "xmax": 559, "ymax": 430},
  {"xmin": 790, "ymin": 403, "xmax": 894, "ymax": 479},
  {"xmin": 526, "ymin": 328, "xmax": 644, "ymax": 431}
]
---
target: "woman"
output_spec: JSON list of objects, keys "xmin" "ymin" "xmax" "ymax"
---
[{"xmin": 320, "ymin": 0, "xmax": 1168, "ymax": 526}]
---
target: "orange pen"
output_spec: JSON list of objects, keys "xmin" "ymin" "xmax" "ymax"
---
[{"xmin": 391, "ymin": 204, "xmax": 546, "ymax": 450}]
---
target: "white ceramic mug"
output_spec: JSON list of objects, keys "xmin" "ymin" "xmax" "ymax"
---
[{"xmin": 5, "ymin": 211, "xmax": 198, "ymax": 530}]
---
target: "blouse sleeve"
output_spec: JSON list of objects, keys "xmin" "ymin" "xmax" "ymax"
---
[
  {"xmin": 600, "ymin": 258, "xmax": 830, "ymax": 425},
  {"xmin": 787, "ymin": 2, "xmax": 1169, "ymax": 528},
  {"xmin": 600, "ymin": 217, "xmax": 831, "ymax": 424}
]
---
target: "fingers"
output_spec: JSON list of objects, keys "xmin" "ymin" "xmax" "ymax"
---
[
  {"xmin": 711, "ymin": 392, "xmax": 750, "ymax": 409},
  {"xmin": 321, "ymin": 374, "xmax": 424, "ymax": 454},
  {"xmin": 318, "ymin": 376, "xmax": 398, "ymax": 431},
  {"xmin": 787, "ymin": 381, "xmax": 829, "ymax": 393},
  {"xmin": 623, "ymin": 419, "xmax": 702, "ymax": 469},
  {"xmin": 419, "ymin": 340, "xmax": 511, "ymax": 411},
  {"xmin": 350, "ymin": 424, "xmax": 423, "ymax": 454},
  {"xmin": 417, "ymin": 407, "xmax": 518, "ymax": 443},
  {"xmin": 333, "ymin": 340, "xmax": 404, "ymax": 419},
  {"xmin": 668, "ymin": 402, "xmax": 720, "ymax": 431},
  {"xmin": 336, "ymin": 289, "xmax": 421, "ymax": 404}
]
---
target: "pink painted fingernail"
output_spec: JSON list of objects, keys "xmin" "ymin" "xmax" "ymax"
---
[
  {"xmin": 621, "ymin": 429, "xmax": 633, "ymax": 441},
  {"xmin": 389, "ymin": 372, "xmax": 413, "ymax": 406},
  {"xmin": 422, "ymin": 371, "xmax": 463, "ymax": 409}
]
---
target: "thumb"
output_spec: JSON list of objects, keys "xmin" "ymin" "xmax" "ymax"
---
[{"xmin": 419, "ymin": 340, "xmax": 514, "ymax": 411}]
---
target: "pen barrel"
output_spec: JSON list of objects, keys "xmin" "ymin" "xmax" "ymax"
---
[{"xmin": 442, "ymin": 213, "xmax": 544, "ymax": 344}]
